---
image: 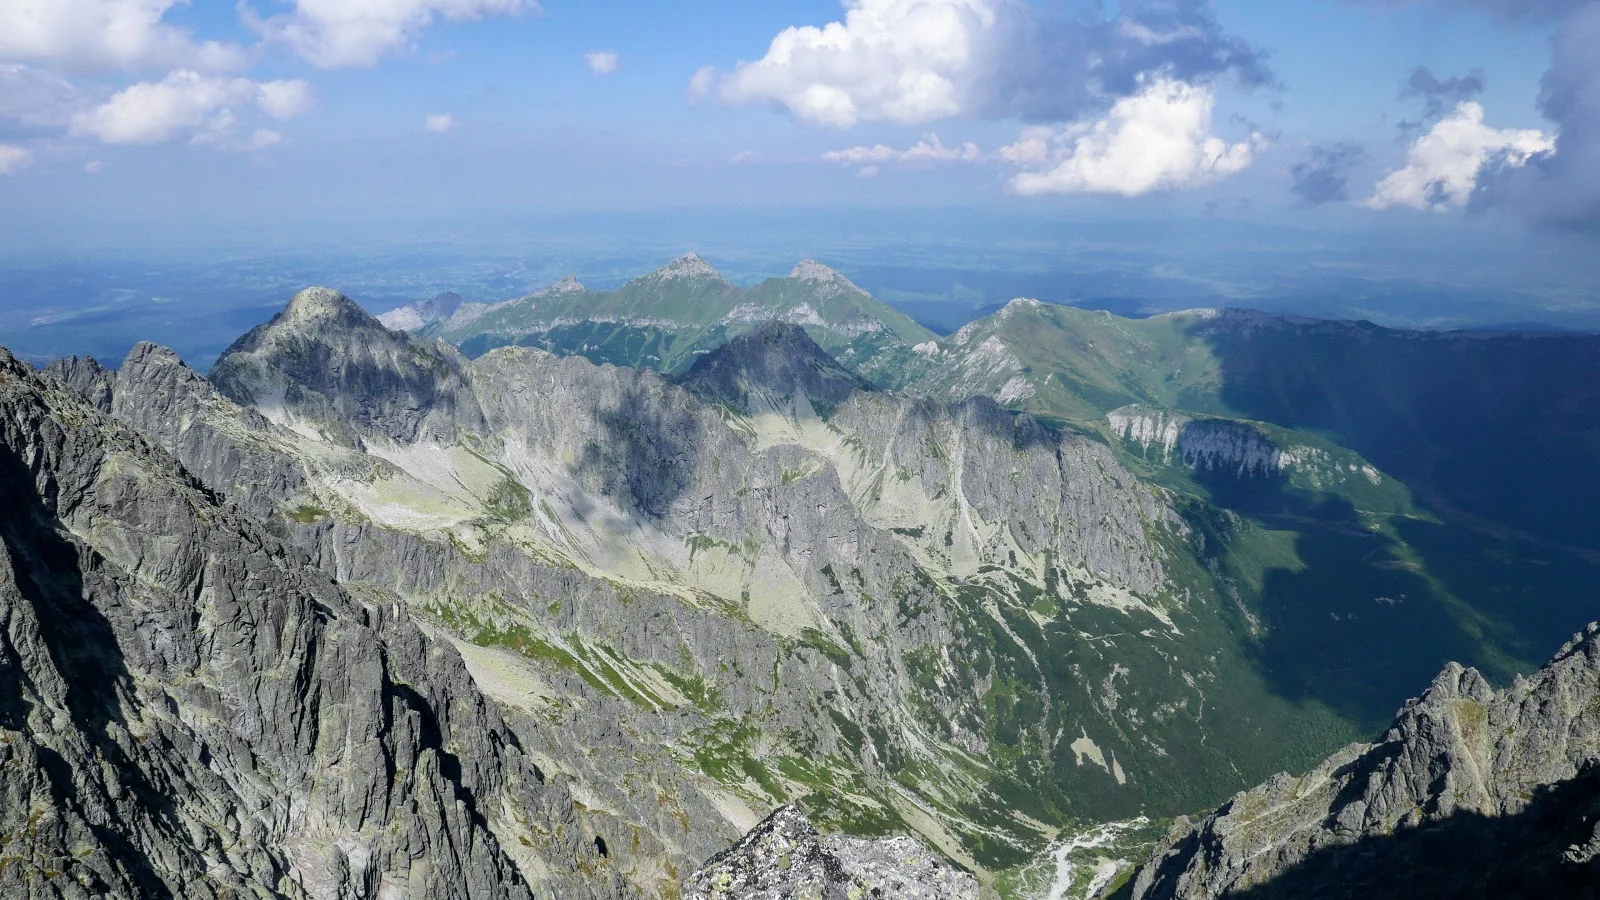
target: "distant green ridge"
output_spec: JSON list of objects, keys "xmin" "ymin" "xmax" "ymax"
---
[{"xmin": 426, "ymin": 254, "xmax": 936, "ymax": 381}]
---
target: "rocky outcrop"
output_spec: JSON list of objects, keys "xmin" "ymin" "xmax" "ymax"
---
[
  {"xmin": 0, "ymin": 347, "xmax": 626, "ymax": 898},
  {"xmin": 686, "ymin": 806, "xmax": 978, "ymax": 900},
  {"xmin": 1130, "ymin": 623, "xmax": 1600, "ymax": 899}
]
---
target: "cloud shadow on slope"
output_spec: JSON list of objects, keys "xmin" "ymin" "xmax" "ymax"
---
[
  {"xmin": 576, "ymin": 378, "xmax": 703, "ymax": 521},
  {"xmin": 1178, "ymin": 318, "xmax": 1600, "ymax": 729}
]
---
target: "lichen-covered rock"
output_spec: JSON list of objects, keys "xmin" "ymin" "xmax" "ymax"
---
[{"xmin": 686, "ymin": 806, "xmax": 978, "ymax": 899}]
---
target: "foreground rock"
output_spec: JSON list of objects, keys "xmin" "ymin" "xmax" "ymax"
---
[
  {"xmin": 0, "ymin": 348, "xmax": 624, "ymax": 898},
  {"xmin": 687, "ymin": 806, "xmax": 978, "ymax": 899},
  {"xmin": 1129, "ymin": 623, "xmax": 1600, "ymax": 899}
]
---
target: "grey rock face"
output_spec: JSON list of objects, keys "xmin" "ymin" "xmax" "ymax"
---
[
  {"xmin": 0, "ymin": 349, "xmax": 627, "ymax": 898},
  {"xmin": 686, "ymin": 806, "xmax": 978, "ymax": 900},
  {"xmin": 210, "ymin": 287, "xmax": 485, "ymax": 445},
  {"xmin": 679, "ymin": 320, "xmax": 871, "ymax": 412},
  {"xmin": 1130, "ymin": 623, "xmax": 1600, "ymax": 899}
]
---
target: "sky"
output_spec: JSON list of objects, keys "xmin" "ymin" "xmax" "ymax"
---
[{"xmin": 0, "ymin": 0, "xmax": 1597, "ymax": 249}]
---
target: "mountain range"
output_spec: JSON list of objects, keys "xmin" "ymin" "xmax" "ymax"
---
[{"xmin": 3, "ymin": 254, "xmax": 1599, "ymax": 898}]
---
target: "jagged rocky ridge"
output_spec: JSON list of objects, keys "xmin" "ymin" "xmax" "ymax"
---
[
  {"xmin": 34, "ymin": 287, "xmax": 1349, "ymax": 888},
  {"xmin": 0, "ymin": 348, "xmax": 624, "ymax": 898},
  {"xmin": 40, "ymin": 284, "xmax": 1579, "ymax": 895},
  {"xmin": 1129, "ymin": 623, "xmax": 1600, "ymax": 899}
]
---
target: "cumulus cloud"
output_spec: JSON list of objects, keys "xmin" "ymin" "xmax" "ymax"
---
[
  {"xmin": 244, "ymin": 0, "xmax": 538, "ymax": 68},
  {"xmin": 0, "ymin": 0, "xmax": 246, "ymax": 71},
  {"xmin": 1290, "ymin": 142, "xmax": 1367, "ymax": 206},
  {"xmin": 823, "ymin": 133, "xmax": 982, "ymax": 166},
  {"xmin": 1471, "ymin": 3, "xmax": 1600, "ymax": 229},
  {"xmin": 257, "ymin": 79, "xmax": 316, "ymax": 119},
  {"xmin": 1001, "ymin": 77, "xmax": 1266, "ymax": 197},
  {"xmin": 68, "ymin": 70, "xmax": 312, "ymax": 146},
  {"xmin": 585, "ymin": 50, "xmax": 619, "ymax": 75},
  {"xmin": 0, "ymin": 145, "xmax": 33, "ymax": 175},
  {"xmin": 424, "ymin": 113, "xmax": 457, "ymax": 132},
  {"xmin": 1364, "ymin": 101, "xmax": 1554, "ymax": 211},
  {"xmin": 696, "ymin": 0, "xmax": 1270, "ymax": 128},
  {"xmin": 85, "ymin": 160, "xmax": 105, "ymax": 174}
]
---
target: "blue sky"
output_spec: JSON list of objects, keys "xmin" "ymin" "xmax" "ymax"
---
[{"xmin": 0, "ymin": 0, "xmax": 1595, "ymax": 245}]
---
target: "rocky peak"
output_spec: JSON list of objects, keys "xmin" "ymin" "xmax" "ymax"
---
[
  {"xmin": 652, "ymin": 252, "xmax": 724, "ymax": 281},
  {"xmin": 679, "ymin": 321, "xmax": 869, "ymax": 412},
  {"xmin": 282, "ymin": 286, "xmax": 370, "ymax": 327},
  {"xmin": 686, "ymin": 805, "xmax": 976, "ymax": 899},
  {"xmin": 42, "ymin": 353, "xmax": 115, "ymax": 412},
  {"xmin": 210, "ymin": 287, "xmax": 484, "ymax": 444}
]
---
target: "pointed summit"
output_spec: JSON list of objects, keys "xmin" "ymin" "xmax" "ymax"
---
[
  {"xmin": 211, "ymin": 286, "xmax": 483, "ymax": 444},
  {"xmin": 787, "ymin": 259, "xmax": 867, "ymax": 296},
  {"xmin": 679, "ymin": 321, "xmax": 870, "ymax": 413},
  {"xmin": 652, "ymin": 252, "xmax": 724, "ymax": 281}
]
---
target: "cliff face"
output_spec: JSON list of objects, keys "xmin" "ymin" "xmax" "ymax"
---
[
  {"xmin": 1129, "ymin": 623, "xmax": 1600, "ymax": 899},
  {"xmin": 0, "ymin": 348, "xmax": 623, "ymax": 899}
]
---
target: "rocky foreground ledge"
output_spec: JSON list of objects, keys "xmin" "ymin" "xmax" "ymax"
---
[
  {"xmin": 686, "ymin": 806, "xmax": 978, "ymax": 899},
  {"xmin": 1129, "ymin": 622, "xmax": 1600, "ymax": 899}
]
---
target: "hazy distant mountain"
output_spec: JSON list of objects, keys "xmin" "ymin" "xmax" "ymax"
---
[
  {"xmin": 377, "ymin": 290, "xmax": 464, "ymax": 331},
  {"xmin": 427, "ymin": 254, "xmax": 936, "ymax": 383}
]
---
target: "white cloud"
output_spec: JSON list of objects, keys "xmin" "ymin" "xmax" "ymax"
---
[
  {"xmin": 424, "ymin": 113, "xmax": 457, "ymax": 132},
  {"xmin": 257, "ymin": 80, "xmax": 315, "ymax": 120},
  {"xmin": 729, "ymin": 150, "xmax": 761, "ymax": 164},
  {"xmin": 0, "ymin": 145, "xmax": 33, "ymax": 175},
  {"xmin": 69, "ymin": 70, "xmax": 311, "ymax": 146},
  {"xmin": 1002, "ymin": 77, "xmax": 1265, "ymax": 197},
  {"xmin": 245, "ymin": 0, "xmax": 539, "ymax": 68},
  {"xmin": 1365, "ymin": 101, "xmax": 1557, "ymax": 211},
  {"xmin": 709, "ymin": 0, "xmax": 995, "ymax": 128},
  {"xmin": 0, "ymin": 0, "xmax": 245, "ymax": 71},
  {"xmin": 695, "ymin": 0, "xmax": 1271, "ymax": 128},
  {"xmin": 856, "ymin": 165, "xmax": 880, "ymax": 178},
  {"xmin": 85, "ymin": 160, "xmax": 105, "ymax": 174},
  {"xmin": 245, "ymin": 128, "xmax": 284, "ymax": 150},
  {"xmin": 585, "ymin": 50, "xmax": 619, "ymax": 75},
  {"xmin": 823, "ymin": 133, "xmax": 982, "ymax": 165},
  {"xmin": 687, "ymin": 65, "xmax": 717, "ymax": 104}
]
